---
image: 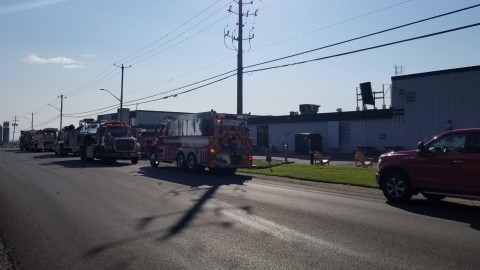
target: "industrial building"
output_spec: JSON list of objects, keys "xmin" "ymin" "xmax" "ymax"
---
[
  {"xmin": 95, "ymin": 65, "xmax": 480, "ymax": 157},
  {"xmin": 247, "ymin": 65, "xmax": 480, "ymax": 156}
]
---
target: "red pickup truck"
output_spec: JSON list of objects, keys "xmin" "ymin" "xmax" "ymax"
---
[{"xmin": 376, "ymin": 128, "xmax": 480, "ymax": 202}]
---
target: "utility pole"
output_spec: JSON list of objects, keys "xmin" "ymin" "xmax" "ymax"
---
[
  {"xmin": 58, "ymin": 94, "xmax": 66, "ymax": 130},
  {"xmin": 11, "ymin": 115, "xmax": 18, "ymax": 146},
  {"xmin": 237, "ymin": 0, "xmax": 244, "ymax": 115},
  {"xmin": 225, "ymin": 0, "xmax": 258, "ymax": 115},
  {"xmin": 31, "ymin": 112, "xmax": 34, "ymax": 130},
  {"xmin": 114, "ymin": 63, "xmax": 132, "ymax": 121}
]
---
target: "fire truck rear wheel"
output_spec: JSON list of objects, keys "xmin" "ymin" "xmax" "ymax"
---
[
  {"xmin": 176, "ymin": 153, "xmax": 187, "ymax": 170},
  {"xmin": 149, "ymin": 153, "xmax": 159, "ymax": 167},
  {"xmin": 186, "ymin": 153, "xmax": 198, "ymax": 171}
]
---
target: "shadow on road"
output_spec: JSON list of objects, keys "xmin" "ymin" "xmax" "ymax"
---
[
  {"xmin": 85, "ymin": 165, "xmax": 253, "ymax": 259},
  {"xmin": 387, "ymin": 198, "xmax": 480, "ymax": 231},
  {"xmin": 32, "ymin": 152, "xmax": 56, "ymax": 159},
  {"xmin": 46, "ymin": 157, "xmax": 137, "ymax": 168}
]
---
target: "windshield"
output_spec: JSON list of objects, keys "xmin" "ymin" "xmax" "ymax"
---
[{"xmin": 106, "ymin": 127, "xmax": 132, "ymax": 137}]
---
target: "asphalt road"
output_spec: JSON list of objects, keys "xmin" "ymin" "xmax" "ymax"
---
[{"xmin": 1, "ymin": 149, "xmax": 479, "ymax": 270}]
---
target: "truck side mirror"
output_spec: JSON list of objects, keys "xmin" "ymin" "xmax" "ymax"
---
[{"xmin": 417, "ymin": 141, "xmax": 428, "ymax": 156}]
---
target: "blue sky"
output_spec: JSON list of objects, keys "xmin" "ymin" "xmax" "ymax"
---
[{"xmin": 1, "ymin": 0, "xmax": 479, "ymax": 139}]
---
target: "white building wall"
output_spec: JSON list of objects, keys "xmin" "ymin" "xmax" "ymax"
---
[{"xmin": 391, "ymin": 66, "xmax": 480, "ymax": 149}]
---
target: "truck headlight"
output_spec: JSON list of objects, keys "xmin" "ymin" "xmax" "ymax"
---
[{"xmin": 377, "ymin": 154, "xmax": 384, "ymax": 167}]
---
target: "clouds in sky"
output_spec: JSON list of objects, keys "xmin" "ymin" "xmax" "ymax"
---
[
  {"xmin": 24, "ymin": 53, "xmax": 83, "ymax": 68},
  {"xmin": 0, "ymin": 0, "xmax": 69, "ymax": 15}
]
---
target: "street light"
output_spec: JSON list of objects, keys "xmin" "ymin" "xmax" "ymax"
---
[
  {"xmin": 23, "ymin": 117, "xmax": 32, "ymax": 130},
  {"xmin": 100, "ymin": 88, "xmax": 122, "ymax": 121},
  {"xmin": 23, "ymin": 112, "xmax": 35, "ymax": 130},
  {"xmin": 48, "ymin": 103, "xmax": 63, "ymax": 130}
]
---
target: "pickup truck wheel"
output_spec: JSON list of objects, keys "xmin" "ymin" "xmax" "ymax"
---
[
  {"xmin": 149, "ymin": 153, "xmax": 159, "ymax": 167},
  {"xmin": 381, "ymin": 171, "xmax": 412, "ymax": 202},
  {"xmin": 176, "ymin": 153, "xmax": 186, "ymax": 170},
  {"xmin": 186, "ymin": 153, "xmax": 197, "ymax": 171},
  {"xmin": 422, "ymin": 193, "xmax": 446, "ymax": 201}
]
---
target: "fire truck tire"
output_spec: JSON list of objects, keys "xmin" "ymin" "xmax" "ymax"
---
[
  {"xmin": 176, "ymin": 152, "xmax": 187, "ymax": 170},
  {"xmin": 149, "ymin": 153, "xmax": 159, "ymax": 167},
  {"xmin": 131, "ymin": 157, "xmax": 139, "ymax": 165},
  {"xmin": 59, "ymin": 144, "xmax": 64, "ymax": 156},
  {"xmin": 100, "ymin": 149, "xmax": 109, "ymax": 163},
  {"xmin": 186, "ymin": 153, "xmax": 198, "ymax": 171},
  {"xmin": 80, "ymin": 148, "xmax": 86, "ymax": 161}
]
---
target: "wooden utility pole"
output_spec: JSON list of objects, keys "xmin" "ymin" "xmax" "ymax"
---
[
  {"xmin": 58, "ymin": 94, "xmax": 66, "ymax": 130},
  {"xmin": 237, "ymin": 0, "xmax": 244, "ymax": 115},
  {"xmin": 225, "ymin": 0, "xmax": 258, "ymax": 115},
  {"xmin": 114, "ymin": 64, "xmax": 132, "ymax": 121}
]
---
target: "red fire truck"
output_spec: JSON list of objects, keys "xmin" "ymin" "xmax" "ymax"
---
[
  {"xmin": 137, "ymin": 127, "xmax": 159, "ymax": 158},
  {"xmin": 33, "ymin": 128, "xmax": 58, "ymax": 152},
  {"xmin": 78, "ymin": 120, "xmax": 140, "ymax": 164},
  {"xmin": 148, "ymin": 110, "xmax": 253, "ymax": 173}
]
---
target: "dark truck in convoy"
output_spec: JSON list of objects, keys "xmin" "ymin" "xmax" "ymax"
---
[
  {"xmin": 54, "ymin": 124, "xmax": 81, "ymax": 156},
  {"xmin": 376, "ymin": 128, "xmax": 480, "ymax": 202},
  {"xmin": 78, "ymin": 120, "xmax": 140, "ymax": 164},
  {"xmin": 19, "ymin": 130, "xmax": 35, "ymax": 151}
]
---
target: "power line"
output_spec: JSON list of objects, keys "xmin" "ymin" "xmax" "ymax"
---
[
  {"xmin": 34, "ymin": 115, "xmax": 60, "ymax": 128},
  {"xmin": 245, "ymin": 3, "xmax": 480, "ymax": 70},
  {"xmin": 64, "ymin": 21, "xmax": 480, "ymax": 118},
  {"xmin": 52, "ymin": 1, "xmax": 229, "ymax": 107},
  {"xmin": 244, "ymin": 23, "xmax": 480, "ymax": 74},
  {"xmin": 128, "ymin": 14, "xmax": 230, "ymax": 66},
  {"xmin": 123, "ymin": 22, "xmax": 480, "ymax": 106},
  {"xmin": 116, "ymin": 0, "xmax": 225, "ymax": 64}
]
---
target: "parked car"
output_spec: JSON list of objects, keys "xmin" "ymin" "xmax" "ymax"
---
[{"xmin": 376, "ymin": 128, "xmax": 480, "ymax": 202}]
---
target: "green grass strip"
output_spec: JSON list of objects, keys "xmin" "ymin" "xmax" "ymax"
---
[{"xmin": 238, "ymin": 160, "xmax": 378, "ymax": 188}]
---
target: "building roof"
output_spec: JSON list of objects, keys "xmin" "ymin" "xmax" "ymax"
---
[
  {"xmin": 248, "ymin": 108, "xmax": 393, "ymax": 125},
  {"xmin": 391, "ymin": 65, "xmax": 480, "ymax": 81}
]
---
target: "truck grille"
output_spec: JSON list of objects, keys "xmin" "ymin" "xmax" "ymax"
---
[{"xmin": 115, "ymin": 139, "xmax": 135, "ymax": 152}]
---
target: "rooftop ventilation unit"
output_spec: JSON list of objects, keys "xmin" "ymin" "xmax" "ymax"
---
[{"xmin": 299, "ymin": 104, "xmax": 320, "ymax": 115}]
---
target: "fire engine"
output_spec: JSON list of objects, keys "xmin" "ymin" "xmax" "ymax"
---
[
  {"xmin": 19, "ymin": 130, "xmax": 35, "ymax": 151},
  {"xmin": 148, "ymin": 110, "xmax": 253, "ymax": 173},
  {"xmin": 54, "ymin": 124, "xmax": 81, "ymax": 156},
  {"xmin": 137, "ymin": 127, "xmax": 160, "ymax": 158},
  {"xmin": 33, "ymin": 128, "xmax": 58, "ymax": 152},
  {"xmin": 78, "ymin": 120, "xmax": 140, "ymax": 164}
]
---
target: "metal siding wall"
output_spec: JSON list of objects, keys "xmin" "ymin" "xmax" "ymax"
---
[
  {"xmin": 392, "ymin": 68, "xmax": 480, "ymax": 149},
  {"xmin": 326, "ymin": 121, "xmax": 339, "ymax": 149}
]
